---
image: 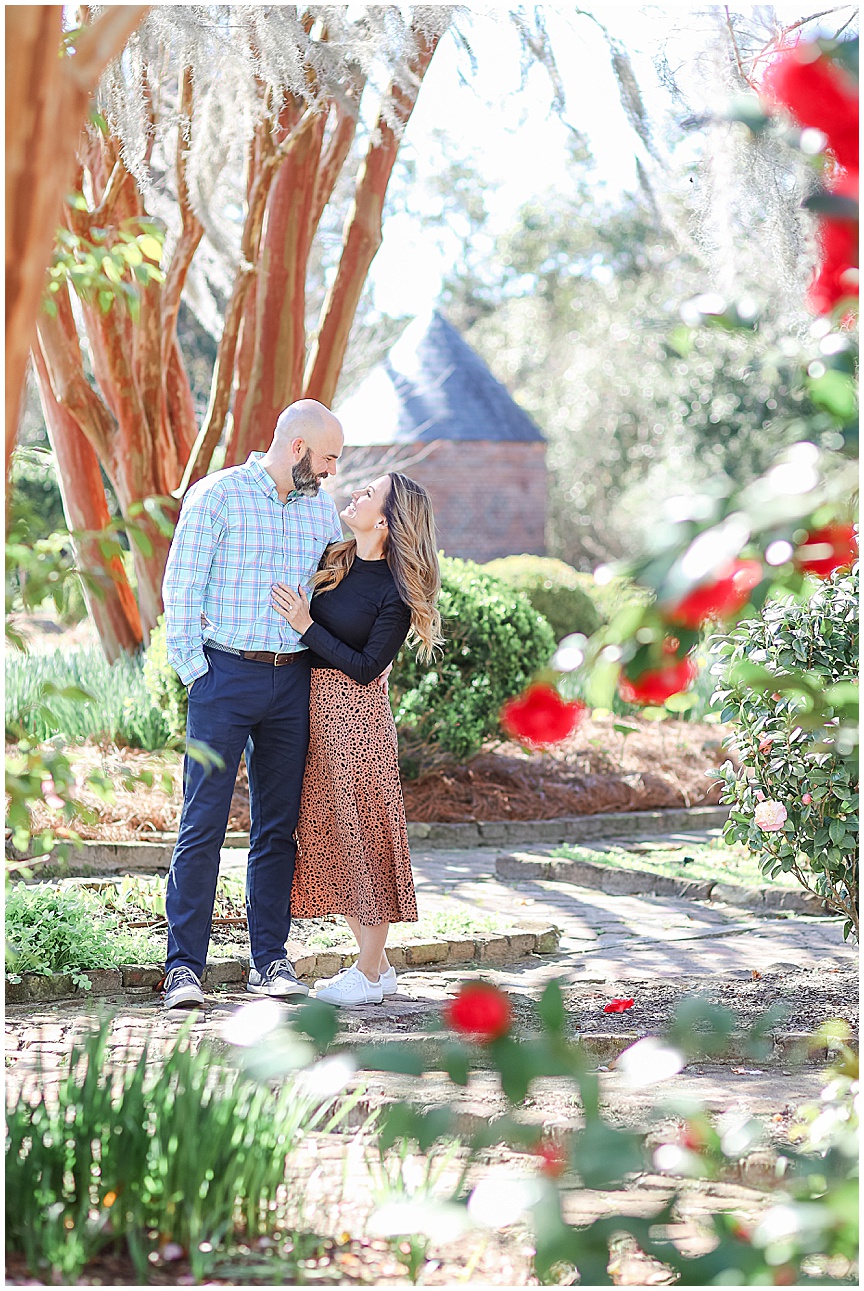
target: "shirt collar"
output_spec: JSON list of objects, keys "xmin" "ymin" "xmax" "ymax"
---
[
  {"xmin": 245, "ymin": 452, "xmax": 278, "ymax": 500},
  {"xmin": 244, "ymin": 452, "xmax": 305, "ymax": 504}
]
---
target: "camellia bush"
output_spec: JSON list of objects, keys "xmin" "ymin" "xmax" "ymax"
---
[
  {"xmin": 713, "ymin": 569, "xmax": 859, "ymax": 939},
  {"xmin": 391, "ymin": 557, "xmax": 555, "ymax": 769}
]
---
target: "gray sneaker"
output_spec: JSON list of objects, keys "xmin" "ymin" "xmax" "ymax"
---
[
  {"xmin": 247, "ymin": 957, "xmax": 310, "ymax": 998},
  {"xmin": 162, "ymin": 966, "xmax": 205, "ymax": 1010}
]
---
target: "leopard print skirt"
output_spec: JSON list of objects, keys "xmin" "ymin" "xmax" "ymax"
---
[{"xmin": 292, "ymin": 668, "xmax": 418, "ymax": 925}]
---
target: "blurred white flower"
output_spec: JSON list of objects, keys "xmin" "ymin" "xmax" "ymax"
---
[
  {"xmin": 617, "ymin": 1037, "xmax": 685, "ymax": 1089},
  {"xmin": 295, "ymin": 1053, "xmax": 357, "ymax": 1100},
  {"xmin": 219, "ymin": 998, "xmax": 285, "ymax": 1047},
  {"xmin": 368, "ymin": 1200, "xmax": 472, "ymax": 1243},
  {"xmin": 653, "ymin": 1143, "xmax": 703, "ymax": 1176},
  {"xmin": 467, "ymin": 1175, "xmax": 544, "ymax": 1228}
]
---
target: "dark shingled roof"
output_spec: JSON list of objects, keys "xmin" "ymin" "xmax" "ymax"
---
[{"xmin": 335, "ymin": 309, "xmax": 545, "ymax": 445}]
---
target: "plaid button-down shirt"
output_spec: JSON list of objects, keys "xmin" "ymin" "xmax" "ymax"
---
[{"xmin": 163, "ymin": 453, "xmax": 343, "ymax": 685}]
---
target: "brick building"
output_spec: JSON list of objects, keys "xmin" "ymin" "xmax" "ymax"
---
[{"xmin": 331, "ymin": 311, "xmax": 547, "ymax": 562}]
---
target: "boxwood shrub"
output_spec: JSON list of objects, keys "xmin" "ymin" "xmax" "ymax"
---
[
  {"xmin": 712, "ymin": 569, "xmax": 859, "ymax": 939},
  {"xmin": 483, "ymin": 555, "xmax": 601, "ymax": 641},
  {"xmin": 391, "ymin": 556, "xmax": 555, "ymax": 770}
]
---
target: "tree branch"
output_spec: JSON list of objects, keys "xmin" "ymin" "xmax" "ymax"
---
[
  {"xmin": 304, "ymin": 27, "xmax": 441, "ymax": 406},
  {"xmin": 68, "ymin": 5, "xmax": 150, "ymax": 91},
  {"xmin": 176, "ymin": 109, "xmax": 320, "ymax": 494},
  {"xmin": 35, "ymin": 288, "xmax": 117, "ymax": 467},
  {"xmin": 311, "ymin": 81, "xmax": 365, "ymax": 233},
  {"xmin": 160, "ymin": 65, "xmax": 204, "ymax": 373}
]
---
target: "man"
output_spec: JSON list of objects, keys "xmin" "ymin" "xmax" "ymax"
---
[{"xmin": 161, "ymin": 399, "xmax": 344, "ymax": 1009}]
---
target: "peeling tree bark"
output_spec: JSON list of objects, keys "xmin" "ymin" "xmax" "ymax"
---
[
  {"xmin": 32, "ymin": 348, "xmax": 143, "ymax": 659},
  {"xmin": 5, "ymin": 4, "xmax": 148, "ymax": 476}
]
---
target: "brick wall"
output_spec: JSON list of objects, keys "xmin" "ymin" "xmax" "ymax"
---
[{"xmin": 331, "ymin": 440, "xmax": 547, "ymax": 562}]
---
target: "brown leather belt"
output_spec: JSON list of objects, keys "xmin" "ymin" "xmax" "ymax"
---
[
  {"xmin": 239, "ymin": 649, "xmax": 305, "ymax": 666},
  {"xmin": 207, "ymin": 644, "xmax": 305, "ymax": 667}
]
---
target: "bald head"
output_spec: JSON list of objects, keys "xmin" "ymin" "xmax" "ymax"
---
[
  {"xmin": 274, "ymin": 400, "xmax": 342, "ymax": 450},
  {"xmin": 261, "ymin": 399, "xmax": 343, "ymax": 500}
]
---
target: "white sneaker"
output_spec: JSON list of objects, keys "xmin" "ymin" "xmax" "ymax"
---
[
  {"xmin": 314, "ymin": 964, "xmax": 398, "ymax": 994},
  {"xmin": 315, "ymin": 965, "xmax": 383, "ymax": 1006}
]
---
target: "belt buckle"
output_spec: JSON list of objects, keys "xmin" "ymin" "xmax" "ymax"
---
[{"xmin": 274, "ymin": 652, "xmax": 289, "ymax": 667}]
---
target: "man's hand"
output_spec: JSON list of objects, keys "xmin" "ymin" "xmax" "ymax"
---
[{"xmin": 271, "ymin": 582, "xmax": 314, "ymax": 634}]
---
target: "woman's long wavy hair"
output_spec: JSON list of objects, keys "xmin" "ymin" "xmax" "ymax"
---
[{"xmin": 313, "ymin": 473, "xmax": 443, "ymax": 661}]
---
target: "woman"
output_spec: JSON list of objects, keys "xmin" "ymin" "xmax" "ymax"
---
[{"xmin": 270, "ymin": 472, "xmax": 442, "ymax": 1006}]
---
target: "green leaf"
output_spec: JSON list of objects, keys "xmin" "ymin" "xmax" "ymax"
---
[
  {"xmin": 292, "ymin": 998, "xmax": 340, "ymax": 1051},
  {"xmin": 355, "ymin": 1043, "xmax": 426, "ymax": 1076},
  {"xmin": 803, "ymin": 190, "xmax": 858, "ymax": 219},
  {"xmin": 538, "ymin": 979, "xmax": 566, "ymax": 1035},
  {"xmin": 138, "ymin": 234, "xmax": 164, "ymax": 262},
  {"xmin": 808, "ymin": 370, "xmax": 857, "ymax": 421}
]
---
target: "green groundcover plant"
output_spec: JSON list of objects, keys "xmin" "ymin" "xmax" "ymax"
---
[
  {"xmin": 712, "ymin": 569, "xmax": 859, "ymax": 939},
  {"xmin": 6, "ymin": 648, "xmax": 170, "ymax": 750},
  {"xmin": 4, "ymin": 883, "xmax": 163, "ymax": 983}
]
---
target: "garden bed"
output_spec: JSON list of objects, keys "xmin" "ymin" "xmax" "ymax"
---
[{"xmin": 11, "ymin": 713, "xmax": 732, "ymax": 842}]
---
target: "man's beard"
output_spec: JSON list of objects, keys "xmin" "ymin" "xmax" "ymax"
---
[{"xmin": 292, "ymin": 450, "xmax": 327, "ymax": 496}]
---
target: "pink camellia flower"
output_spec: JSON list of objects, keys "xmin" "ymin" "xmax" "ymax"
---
[
  {"xmin": 802, "ymin": 793, "xmax": 812, "ymax": 805},
  {"xmin": 754, "ymin": 790, "xmax": 766, "ymax": 802},
  {"xmin": 754, "ymin": 800, "xmax": 788, "ymax": 832},
  {"xmin": 41, "ymin": 778, "xmax": 65, "ymax": 811}
]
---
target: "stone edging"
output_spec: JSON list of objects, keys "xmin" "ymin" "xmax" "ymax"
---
[
  {"xmin": 336, "ymin": 1029, "xmax": 844, "ymax": 1070},
  {"xmin": 495, "ymin": 851, "xmax": 826, "ymax": 914},
  {"xmin": 10, "ymin": 807, "xmax": 732, "ymax": 873},
  {"xmin": 4, "ymin": 924, "xmax": 560, "ymax": 1006}
]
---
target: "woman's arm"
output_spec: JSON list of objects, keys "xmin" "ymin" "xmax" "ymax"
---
[
  {"xmin": 300, "ymin": 599, "xmax": 411, "ymax": 683},
  {"xmin": 271, "ymin": 583, "xmax": 411, "ymax": 684}
]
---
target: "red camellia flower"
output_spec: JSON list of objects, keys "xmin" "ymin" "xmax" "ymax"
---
[
  {"xmin": 794, "ymin": 523, "xmax": 858, "ymax": 578},
  {"xmin": 535, "ymin": 1139, "xmax": 567, "ymax": 1178},
  {"xmin": 603, "ymin": 998, "xmax": 635, "ymax": 1014},
  {"xmin": 500, "ymin": 683, "xmax": 586, "ymax": 746},
  {"xmin": 762, "ymin": 44, "xmax": 858, "ymax": 171},
  {"xmin": 666, "ymin": 559, "xmax": 763, "ymax": 629},
  {"xmin": 809, "ymin": 227, "xmax": 858, "ymax": 313},
  {"xmin": 444, "ymin": 982, "xmax": 512, "ymax": 1043},
  {"xmin": 618, "ymin": 654, "xmax": 698, "ymax": 707}
]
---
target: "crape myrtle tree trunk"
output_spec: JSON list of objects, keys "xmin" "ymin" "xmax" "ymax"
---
[
  {"xmin": 29, "ymin": 6, "xmax": 450, "ymax": 656},
  {"xmin": 5, "ymin": 4, "xmax": 149, "ymax": 478}
]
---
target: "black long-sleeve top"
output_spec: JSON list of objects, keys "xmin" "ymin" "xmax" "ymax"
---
[{"xmin": 300, "ymin": 556, "xmax": 412, "ymax": 685}]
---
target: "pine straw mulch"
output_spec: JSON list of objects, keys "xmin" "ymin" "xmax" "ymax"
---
[
  {"xmin": 400, "ymin": 714, "xmax": 731, "ymax": 822},
  {"xmin": 14, "ymin": 714, "xmax": 732, "ymax": 842}
]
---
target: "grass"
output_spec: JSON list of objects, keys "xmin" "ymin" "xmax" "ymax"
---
[
  {"xmin": 5, "ymin": 647, "xmax": 170, "ymax": 750},
  {"xmin": 550, "ymin": 837, "xmax": 797, "ymax": 888}
]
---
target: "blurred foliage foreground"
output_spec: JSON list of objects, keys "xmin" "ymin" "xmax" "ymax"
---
[{"xmin": 5, "ymin": 985, "xmax": 858, "ymax": 1285}]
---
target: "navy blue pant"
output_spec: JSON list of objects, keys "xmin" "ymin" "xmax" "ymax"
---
[{"xmin": 165, "ymin": 647, "xmax": 311, "ymax": 977}]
